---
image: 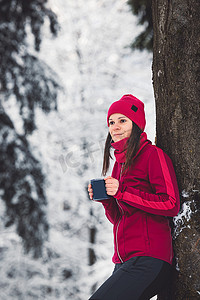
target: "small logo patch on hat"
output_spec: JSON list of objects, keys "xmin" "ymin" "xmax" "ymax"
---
[{"xmin": 131, "ymin": 105, "xmax": 138, "ymax": 112}]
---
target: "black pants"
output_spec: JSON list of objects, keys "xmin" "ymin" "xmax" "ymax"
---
[{"xmin": 88, "ymin": 256, "xmax": 171, "ymax": 300}]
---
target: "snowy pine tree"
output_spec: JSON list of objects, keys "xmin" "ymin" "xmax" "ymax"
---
[
  {"xmin": 0, "ymin": 0, "xmax": 60, "ymax": 257},
  {"xmin": 128, "ymin": 0, "xmax": 153, "ymax": 51}
]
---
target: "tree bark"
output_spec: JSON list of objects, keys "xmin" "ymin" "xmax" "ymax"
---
[{"xmin": 152, "ymin": 0, "xmax": 200, "ymax": 299}]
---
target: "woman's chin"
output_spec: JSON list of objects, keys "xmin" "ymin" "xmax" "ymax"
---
[{"xmin": 113, "ymin": 136, "xmax": 124, "ymax": 142}]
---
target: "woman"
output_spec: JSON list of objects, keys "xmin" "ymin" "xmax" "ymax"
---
[{"xmin": 88, "ymin": 94, "xmax": 180, "ymax": 300}]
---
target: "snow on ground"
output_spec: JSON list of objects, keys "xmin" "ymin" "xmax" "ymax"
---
[{"xmin": 0, "ymin": 0, "xmax": 156, "ymax": 299}]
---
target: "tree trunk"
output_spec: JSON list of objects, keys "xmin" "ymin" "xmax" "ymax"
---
[
  {"xmin": 152, "ymin": 1, "xmax": 200, "ymax": 299},
  {"xmin": 88, "ymin": 208, "xmax": 97, "ymax": 266}
]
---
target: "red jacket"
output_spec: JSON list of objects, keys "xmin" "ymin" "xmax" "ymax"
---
[{"xmin": 101, "ymin": 133, "xmax": 180, "ymax": 264}]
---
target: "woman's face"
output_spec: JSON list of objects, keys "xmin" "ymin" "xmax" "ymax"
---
[{"xmin": 108, "ymin": 113, "xmax": 132, "ymax": 142}]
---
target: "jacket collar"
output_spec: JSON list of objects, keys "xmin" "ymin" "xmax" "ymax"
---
[{"xmin": 111, "ymin": 132, "xmax": 149, "ymax": 163}]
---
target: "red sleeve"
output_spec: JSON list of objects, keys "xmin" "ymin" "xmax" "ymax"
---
[
  {"xmin": 98, "ymin": 198, "xmax": 120, "ymax": 224},
  {"xmin": 114, "ymin": 147, "xmax": 180, "ymax": 217}
]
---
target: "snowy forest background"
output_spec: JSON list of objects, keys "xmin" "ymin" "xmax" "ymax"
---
[{"xmin": 0, "ymin": 0, "xmax": 156, "ymax": 299}]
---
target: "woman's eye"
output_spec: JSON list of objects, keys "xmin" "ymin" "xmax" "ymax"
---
[
  {"xmin": 109, "ymin": 121, "xmax": 114, "ymax": 126},
  {"xmin": 120, "ymin": 119, "xmax": 126, "ymax": 123}
]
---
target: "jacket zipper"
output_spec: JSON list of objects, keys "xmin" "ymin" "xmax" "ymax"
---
[
  {"xmin": 116, "ymin": 200, "xmax": 124, "ymax": 263},
  {"xmin": 115, "ymin": 163, "xmax": 124, "ymax": 263}
]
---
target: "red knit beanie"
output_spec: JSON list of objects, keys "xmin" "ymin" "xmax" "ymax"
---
[{"xmin": 107, "ymin": 94, "xmax": 146, "ymax": 131}]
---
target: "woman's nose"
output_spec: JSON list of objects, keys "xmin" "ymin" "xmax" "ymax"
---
[{"xmin": 113, "ymin": 123, "xmax": 120, "ymax": 130}]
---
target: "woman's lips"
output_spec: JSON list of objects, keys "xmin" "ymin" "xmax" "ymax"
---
[{"xmin": 113, "ymin": 133, "xmax": 123, "ymax": 136}]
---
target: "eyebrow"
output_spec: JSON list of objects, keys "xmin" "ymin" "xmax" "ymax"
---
[{"xmin": 109, "ymin": 116, "xmax": 128, "ymax": 121}]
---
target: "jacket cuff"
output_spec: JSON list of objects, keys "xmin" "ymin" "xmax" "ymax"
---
[{"xmin": 96, "ymin": 198, "xmax": 112, "ymax": 205}]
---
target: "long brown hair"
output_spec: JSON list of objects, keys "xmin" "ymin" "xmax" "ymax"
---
[{"xmin": 102, "ymin": 122, "xmax": 142, "ymax": 176}]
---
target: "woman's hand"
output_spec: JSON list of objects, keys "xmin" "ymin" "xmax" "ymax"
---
[
  {"xmin": 105, "ymin": 176, "xmax": 119, "ymax": 196},
  {"xmin": 88, "ymin": 183, "xmax": 93, "ymax": 200}
]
